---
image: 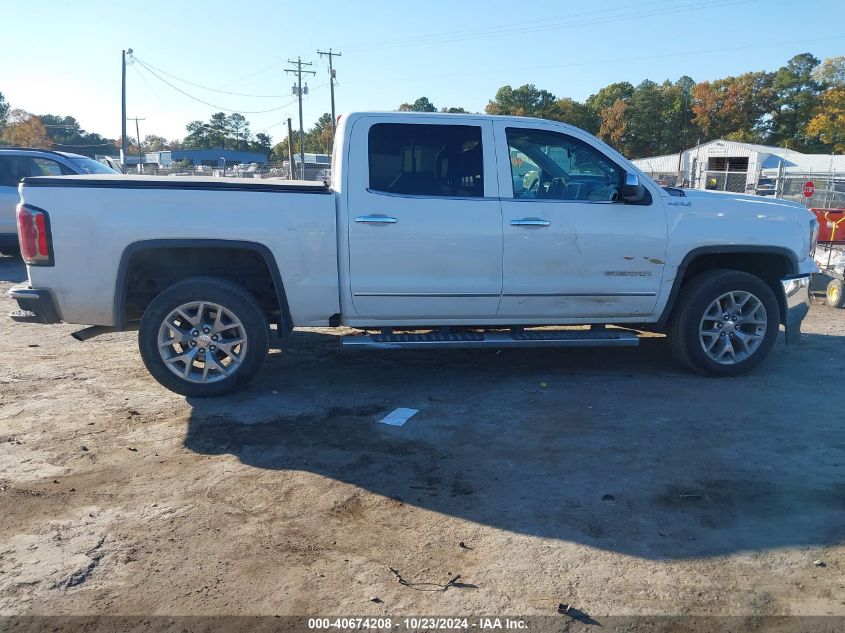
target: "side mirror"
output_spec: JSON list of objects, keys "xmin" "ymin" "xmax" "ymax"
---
[{"xmin": 621, "ymin": 172, "xmax": 646, "ymax": 202}]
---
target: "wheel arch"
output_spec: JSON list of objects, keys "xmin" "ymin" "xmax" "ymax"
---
[
  {"xmin": 656, "ymin": 245, "xmax": 799, "ymax": 329},
  {"xmin": 113, "ymin": 239, "xmax": 292, "ymax": 334}
]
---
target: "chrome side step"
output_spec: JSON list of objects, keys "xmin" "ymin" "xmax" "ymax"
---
[{"xmin": 341, "ymin": 328, "xmax": 639, "ymax": 350}]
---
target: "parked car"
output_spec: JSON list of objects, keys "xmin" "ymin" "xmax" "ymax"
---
[
  {"xmin": 9, "ymin": 112, "xmax": 818, "ymax": 396},
  {"xmin": 0, "ymin": 148, "xmax": 117, "ymax": 255}
]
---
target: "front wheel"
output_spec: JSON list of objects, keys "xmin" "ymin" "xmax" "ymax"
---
[
  {"xmin": 138, "ymin": 277, "xmax": 269, "ymax": 396},
  {"xmin": 667, "ymin": 269, "xmax": 780, "ymax": 377}
]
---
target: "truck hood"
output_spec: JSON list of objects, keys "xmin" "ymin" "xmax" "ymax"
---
[
  {"xmin": 662, "ymin": 188, "xmax": 817, "ymax": 269},
  {"xmin": 676, "ymin": 188, "xmax": 811, "ymax": 217}
]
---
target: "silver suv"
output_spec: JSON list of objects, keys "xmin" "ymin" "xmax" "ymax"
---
[{"xmin": 0, "ymin": 148, "xmax": 118, "ymax": 255}]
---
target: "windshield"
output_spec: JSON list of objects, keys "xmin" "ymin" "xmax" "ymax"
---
[{"xmin": 69, "ymin": 157, "xmax": 118, "ymax": 174}]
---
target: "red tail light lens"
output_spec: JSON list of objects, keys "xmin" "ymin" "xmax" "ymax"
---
[{"xmin": 17, "ymin": 204, "xmax": 53, "ymax": 266}]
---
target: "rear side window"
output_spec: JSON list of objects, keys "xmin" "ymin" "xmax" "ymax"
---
[
  {"xmin": 30, "ymin": 158, "xmax": 74, "ymax": 177},
  {"xmin": 368, "ymin": 123, "xmax": 483, "ymax": 197}
]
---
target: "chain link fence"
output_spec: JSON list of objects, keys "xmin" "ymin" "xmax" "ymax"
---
[
  {"xmin": 639, "ymin": 171, "xmax": 686, "ymax": 188},
  {"xmin": 774, "ymin": 173, "xmax": 845, "ymax": 209},
  {"xmin": 128, "ymin": 161, "xmax": 330, "ymax": 182},
  {"xmin": 702, "ymin": 170, "xmax": 749, "ymax": 193}
]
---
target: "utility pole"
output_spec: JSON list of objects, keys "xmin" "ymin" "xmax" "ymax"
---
[
  {"xmin": 286, "ymin": 118, "xmax": 295, "ymax": 179},
  {"xmin": 285, "ymin": 57, "xmax": 315, "ymax": 179},
  {"xmin": 127, "ymin": 117, "xmax": 145, "ymax": 173},
  {"xmin": 317, "ymin": 48, "xmax": 342, "ymax": 151},
  {"xmin": 121, "ymin": 49, "xmax": 133, "ymax": 174}
]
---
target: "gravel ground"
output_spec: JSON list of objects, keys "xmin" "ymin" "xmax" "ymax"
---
[{"xmin": 1, "ymin": 253, "xmax": 843, "ymax": 620}]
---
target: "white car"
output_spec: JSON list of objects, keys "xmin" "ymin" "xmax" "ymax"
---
[
  {"xmin": 0, "ymin": 148, "xmax": 117, "ymax": 254},
  {"xmin": 9, "ymin": 111, "xmax": 818, "ymax": 395}
]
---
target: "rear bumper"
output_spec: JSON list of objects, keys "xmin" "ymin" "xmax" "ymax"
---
[
  {"xmin": 781, "ymin": 274, "xmax": 811, "ymax": 345},
  {"xmin": 8, "ymin": 284, "xmax": 61, "ymax": 324}
]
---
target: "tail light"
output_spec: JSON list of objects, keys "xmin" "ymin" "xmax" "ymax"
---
[{"xmin": 17, "ymin": 204, "xmax": 54, "ymax": 266}]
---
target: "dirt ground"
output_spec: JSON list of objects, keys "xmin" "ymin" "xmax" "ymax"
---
[{"xmin": 1, "ymin": 252, "xmax": 844, "ymax": 621}]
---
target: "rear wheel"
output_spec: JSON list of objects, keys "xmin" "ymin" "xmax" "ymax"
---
[
  {"xmin": 667, "ymin": 269, "xmax": 780, "ymax": 376},
  {"xmin": 826, "ymin": 278, "xmax": 845, "ymax": 308},
  {"xmin": 138, "ymin": 277, "xmax": 269, "ymax": 396}
]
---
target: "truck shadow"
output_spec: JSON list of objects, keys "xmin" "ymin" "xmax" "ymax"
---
[
  {"xmin": 184, "ymin": 329, "xmax": 845, "ymax": 560},
  {"xmin": 0, "ymin": 254, "xmax": 26, "ymax": 283}
]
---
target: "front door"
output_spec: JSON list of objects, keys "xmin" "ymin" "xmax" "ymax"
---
[
  {"xmin": 346, "ymin": 118, "xmax": 502, "ymax": 320},
  {"xmin": 494, "ymin": 121, "xmax": 667, "ymax": 319}
]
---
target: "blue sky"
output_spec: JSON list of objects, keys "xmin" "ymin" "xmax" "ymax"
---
[{"xmin": 1, "ymin": 0, "xmax": 843, "ymax": 145}]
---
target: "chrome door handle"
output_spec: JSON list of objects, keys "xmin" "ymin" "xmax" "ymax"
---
[
  {"xmin": 355, "ymin": 215, "xmax": 397, "ymax": 224},
  {"xmin": 510, "ymin": 218, "xmax": 550, "ymax": 227}
]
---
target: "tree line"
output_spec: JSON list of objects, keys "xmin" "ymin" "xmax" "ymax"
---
[
  {"xmin": 1, "ymin": 52, "xmax": 843, "ymax": 161},
  {"xmin": 400, "ymin": 53, "xmax": 845, "ymax": 157}
]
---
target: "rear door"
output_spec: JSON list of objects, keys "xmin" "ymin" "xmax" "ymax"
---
[{"xmin": 345, "ymin": 117, "xmax": 502, "ymax": 319}]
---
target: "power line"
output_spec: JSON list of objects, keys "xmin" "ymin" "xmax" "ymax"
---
[
  {"xmin": 388, "ymin": 33, "xmax": 845, "ymax": 85},
  {"xmin": 132, "ymin": 57, "xmax": 295, "ymax": 114},
  {"xmin": 131, "ymin": 55, "xmax": 288, "ymax": 98},
  {"xmin": 347, "ymin": 0, "xmax": 754, "ymax": 52}
]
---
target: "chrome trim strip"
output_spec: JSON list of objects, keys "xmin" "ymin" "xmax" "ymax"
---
[
  {"xmin": 365, "ymin": 188, "xmax": 498, "ymax": 202},
  {"xmin": 353, "ymin": 292, "xmax": 499, "ymax": 297},
  {"xmin": 354, "ymin": 292, "xmax": 656, "ymax": 298},
  {"xmin": 503, "ymin": 292, "xmax": 656, "ymax": 297}
]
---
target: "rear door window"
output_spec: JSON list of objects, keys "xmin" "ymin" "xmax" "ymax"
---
[
  {"xmin": 29, "ymin": 157, "xmax": 74, "ymax": 177},
  {"xmin": 368, "ymin": 123, "xmax": 484, "ymax": 197}
]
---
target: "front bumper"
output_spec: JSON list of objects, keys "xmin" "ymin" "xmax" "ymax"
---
[
  {"xmin": 781, "ymin": 274, "xmax": 811, "ymax": 345},
  {"xmin": 8, "ymin": 284, "xmax": 61, "ymax": 324}
]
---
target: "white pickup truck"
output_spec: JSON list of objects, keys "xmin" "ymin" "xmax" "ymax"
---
[{"xmin": 10, "ymin": 111, "xmax": 818, "ymax": 396}]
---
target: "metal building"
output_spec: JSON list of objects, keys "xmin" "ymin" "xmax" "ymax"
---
[{"xmin": 632, "ymin": 140, "xmax": 845, "ymax": 203}]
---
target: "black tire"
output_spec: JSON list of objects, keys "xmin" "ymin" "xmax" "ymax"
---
[
  {"xmin": 826, "ymin": 278, "xmax": 845, "ymax": 308},
  {"xmin": 138, "ymin": 277, "xmax": 269, "ymax": 397},
  {"xmin": 667, "ymin": 269, "xmax": 780, "ymax": 377}
]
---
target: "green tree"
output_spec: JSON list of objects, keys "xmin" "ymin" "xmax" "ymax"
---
[
  {"xmin": 252, "ymin": 132, "xmax": 272, "ymax": 155},
  {"xmin": 208, "ymin": 112, "xmax": 229, "ymax": 149},
  {"xmin": 183, "ymin": 120, "xmax": 210, "ymax": 149},
  {"xmin": 37, "ymin": 114, "xmax": 116, "ymax": 157},
  {"xmin": 441, "ymin": 106, "xmax": 468, "ymax": 113},
  {"xmin": 398, "ymin": 97, "xmax": 437, "ymax": 112},
  {"xmin": 227, "ymin": 113, "xmax": 248, "ymax": 150},
  {"xmin": 486, "ymin": 84, "xmax": 557, "ymax": 118},
  {"xmin": 143, "ymin": 135, "xmax": 168, "ymax": 152},
  {"xmin": 770, "ymin": 53, "xmax": 823, "ymax": 150},
  {"xmin": 585, "ymin": 82, "xmax": 635, "ymax": 114}
]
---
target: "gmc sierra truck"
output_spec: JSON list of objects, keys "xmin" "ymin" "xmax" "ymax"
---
[{"xmin": 9, "ymin": 112, "xmax": 819, "ymax": 396}]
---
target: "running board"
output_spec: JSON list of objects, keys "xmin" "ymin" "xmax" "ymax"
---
[{"xmin": 341, "ymin": 328, "xmax": 639, "ymax": 350}]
